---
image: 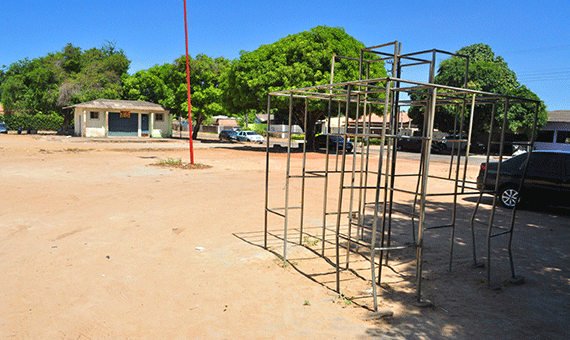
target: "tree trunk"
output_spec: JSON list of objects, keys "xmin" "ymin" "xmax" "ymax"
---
[
  {"xmin": 192, "ymin": 117, "xmax": 202, "ymax": 140},
  {"xmin": 61, "ymin": 108, "xmax": 73, "ymax": 131}
]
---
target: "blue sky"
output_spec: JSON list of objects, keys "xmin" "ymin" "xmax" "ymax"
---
[{"xmin": 2, "ymin": 0, "xmax": 569, "ymax": 110}]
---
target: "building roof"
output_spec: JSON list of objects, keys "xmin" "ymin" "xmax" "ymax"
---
[
  {"xmin": 64, "ymin": 99, "xmax": 169, "ymax": 113},
  {"xmin": 547, "ymin": 110, "xmax": 570, "ymax": 123},
  {"xmin": 355, "ymin": 111, "xmax": 412, "ymax": 124},
  {"xmin": 322, "ymin": 116, "xmax": 354, "ymax": 127},
  {"xmin": 255, "ymin": 113, "xmax": 274, "ymax": 123}
]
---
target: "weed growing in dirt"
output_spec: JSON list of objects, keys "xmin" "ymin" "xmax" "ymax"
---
[
  {"xmin": 151, "ymin": 158, "xmax": 212, "ymax": 170},
  {"xmin": 302, "ymin": 236, "xmax": 319, "ymax": 247},
  {"xmin": 333, "ymin": 292, "xmax": 353, "ymax": 307},
  {"xmin": 157, "ymin": 157, "xmax": 183, "ymax": 166},
  {"xmin": 274, "ymin": 256, "xmax": 298, "ymax": 268}
]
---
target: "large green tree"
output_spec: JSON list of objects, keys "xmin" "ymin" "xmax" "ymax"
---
[
  {"xmin": 222, "ymin": 26, "xmax": 387, "ymax": 149},
  {"xmin": 123, "ymin": 54, "xmax": 229, "ymax": 140},
  {"xmin": 1, "ymin": 42, "xmax": 130, "ymax": 128},
  {"xmin": 409, "ymin": 43, "xmax": 547, "ymax": 139},
  {"xmin": 122, "ymin": 63, "xmax": 180, "ymax": 112}
]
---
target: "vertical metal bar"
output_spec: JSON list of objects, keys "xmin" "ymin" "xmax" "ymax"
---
[
  {"xmin": 506, "ymin": 101, "xmax": 540, "ymax": 280},
  {"xmin": 345, "ymin": 88, "xmax": 361, "ymax": 269},
  {"xmin": 335, "ymin": 85, "xmax": 352, "ymax": 293},
  {"xmin": 335, "ymin": 102, "xmax": 341, "ymax": 171},
  {"xmin": 487, "ymin": 98, "xmax": 509, "ymax": 288},
  {"xmin": 357, "ymin": 62, "xmax": 372, "ymax": 250},
  {"xmin": 416, "ymin": 85, "xmax": 437, "ymax": 302},
  {"xmin": 470, "ymin": 103, "xmax": 496, "ymax": 267},
  {"xmin": 370, "ymin": 80, "xmax": 392, "ymax": 312},
  {"xmin": 299, "ymin": 98, "xmax": 308, "ymax": 245},
  {"xmin": 461, "ymin": 94, "xmax": 476, "ymax": 192},
  {"xmin": 283, "ymin": 93, "xmax": 294, "ymax": 261},
  {"xmin": 322, "ymin": 96, "xmax": 332, "ymax": 256},
  {"xmin": 264, "ymin": 95, "xmax": 272, "ymax": 249},
  {"xmin": 448, "ymin": 104, "xmax": 460, "ymax": 179},
  {"xmin": 384, "ymin": 52, "xmax": 402, "ymax": 265}
]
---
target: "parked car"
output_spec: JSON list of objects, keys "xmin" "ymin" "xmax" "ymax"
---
[
  {"xmin": 442, "ymin": 134, "xmax": 487, "ymax": 154},
  {"xmin": 0, "ymin": 123, "xmax": 7, "ymax": 134},
  {"xmin": 236, "ymin": 130, "xmax": 265, "ymax": 143},
  {"xmin": 443, "ymin": 134, "xmax": 467, "ymax": 151},
  {"xmin": 315, "ymin": 134, "xmax": 354, "ymax": 153},
  {"xmin": 219, "ymin": 129, "xmax": 238, "ymax": 142},
  {"xmin": 476, "ymin": 150, "xmax": 570, "ymax": 208},
  {"xmin": 396, "ymin": 135, "xmax": 447, "ymax": 154}
]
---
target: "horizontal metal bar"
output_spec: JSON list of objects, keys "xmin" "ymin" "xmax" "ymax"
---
[
  {"xmin": 268, "ymin": 206, "xmax": 303, "ymax": 212},
  {"xmin": 324, "ymin": 211, "xmax": 352, "ymax": 216}
]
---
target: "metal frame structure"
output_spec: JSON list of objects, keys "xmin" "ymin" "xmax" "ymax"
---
[{"xmin": 263, "ymin": 42, "xmax": 541, "ymax": 311}]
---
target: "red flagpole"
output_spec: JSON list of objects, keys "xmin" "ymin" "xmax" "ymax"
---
[{"xmin": 183, "ymin": 0, "xmax": 195, "ymax": 164}]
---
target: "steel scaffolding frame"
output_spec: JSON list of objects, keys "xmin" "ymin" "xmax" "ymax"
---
[{"xmin": 263, "ymin": 42, "xmax": 541, "ymax": 311}]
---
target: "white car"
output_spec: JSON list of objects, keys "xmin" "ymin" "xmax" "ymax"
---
[{"xmin": 236, "ymin": 131, "xmax": 264, "ymax": 143}]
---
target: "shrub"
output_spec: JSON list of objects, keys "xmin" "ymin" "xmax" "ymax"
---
[{"xmin": 2, "ymin": 113, "xmax": 64, "ymax": 131}]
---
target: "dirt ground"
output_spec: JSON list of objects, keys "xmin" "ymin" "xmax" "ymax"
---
[{"xmin": 1, "ymin": 133, "xmax": 569, "ymax": 339}]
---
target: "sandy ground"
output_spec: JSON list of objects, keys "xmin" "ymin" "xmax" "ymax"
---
[{"xmin": 1, "ymin": 133, "xmax": 569, "ymax": 339}]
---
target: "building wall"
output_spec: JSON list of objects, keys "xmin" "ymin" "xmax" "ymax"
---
[
  {"xmin": 151, "ymin": 113, "xmax": 172, "ymax": 137},
  {"xmin": 74, "ymin": 108, "xmax": 172, "ymax": 137},
  {"xmin": 535, "ymin": 121, "xmax": 570, "ymax": 151}
]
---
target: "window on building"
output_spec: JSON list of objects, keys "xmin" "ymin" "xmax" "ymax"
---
[
  {"xmin": 536, "ymin": 130, "xmax": 554, "ymax": 143},
  {"xmin": 155, "ymin": 114, "xmax": 164, "ymax": 121},
  {"xmin": 90, "ymin": 111, "xmax": 99, "ymax": 120},
  {"xmin": 556, "ymin": 131, "xmax": 570, "ymax": 144}
]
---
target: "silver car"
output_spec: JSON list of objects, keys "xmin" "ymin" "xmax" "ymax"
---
[{"xmin": 236, "ymin": 131, "xmax": 264, "ymax": 143}]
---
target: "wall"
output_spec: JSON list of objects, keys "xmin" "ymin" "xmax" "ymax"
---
[
  {"xmin": 151, "ymin": 114, "xmax": 172, "ymax": 137},
  {"xmin": 74, "ymin": 109, "xmax": 106, "ymax": 137},
  {"xmin": 535, "ymin": 121, "xmax": 570, "ymax": 151},
  {"xmin": 74, "ymin": 108, "xmax": 172, "ymax": 138}
]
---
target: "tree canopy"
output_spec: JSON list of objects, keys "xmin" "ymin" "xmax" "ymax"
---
[
  {"xmin": 222, "ymin": 25, "xmax": 387, "ymax": 149},
  {"xmin": 409, "ymin": 43, "xmax": 547, "ymax": 138},
  {"xmin": 123, "ymin": 54, "xmax": 229, "ymax": 139},
  {"xmin": 1, "ymin": 42, "xmax": 130, "ymax": 128}
]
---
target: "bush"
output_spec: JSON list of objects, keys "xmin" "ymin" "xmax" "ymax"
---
[
  {"xmin": 291, "ymin": 134, "xmax": 305, "ymax": 140},
  {"xmin": 243, "ymin": 123, "xmax": 268, "ymax": 137},
  {"xmin": 2, "ymin": 113, "xmax": 64, "ymax": 131}
]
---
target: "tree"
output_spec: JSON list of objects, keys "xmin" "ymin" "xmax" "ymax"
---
[
  {"xmin": 123, "ymin": 54, "xmax": 229, "ymax": 140},
  {"xmin": 222, "ymin": 26, "xmax": 387, "ymax": 149},
  {"xmin": 408, "ymin": 43, "xmax": 547, "ymax": 139},
  {"xmin": 122, "ymin": 63, "xmax": 179, "ymax": 111},
  {"xmin": 1, "ymin": 42, "xmax": 130, "ymax": 129}
]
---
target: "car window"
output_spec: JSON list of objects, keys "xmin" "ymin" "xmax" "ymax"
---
[{"xmin": 526, "ymin": 153, "xmax": 564, "ymax": 178}]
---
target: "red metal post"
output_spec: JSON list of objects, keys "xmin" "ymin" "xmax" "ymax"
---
[{"xmin": 183, "ymin": 0, "xmax": 195, "ymax": 164}]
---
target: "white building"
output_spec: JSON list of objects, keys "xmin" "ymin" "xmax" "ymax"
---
[
  {"xmin": 65, "ymin": 99, "xmax": 171, "ymax": 138},
  {"xmin": 535, "ymin": 110, "xmax": 570, "ymax": 151}
]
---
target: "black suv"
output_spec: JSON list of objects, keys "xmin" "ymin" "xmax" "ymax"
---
[
  {"xmin": 476, "ymin": 150, "xmax": 570, "ymax": 208},
  {"xmin": 315, "ymin": 134, "xmax": 354, "ymax": 153},
  {"xmin": 219, "ymin": 129, "xmax": 238, "ymax": 142}
]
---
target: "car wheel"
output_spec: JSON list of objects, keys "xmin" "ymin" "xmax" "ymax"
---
[{"xmin": 499, "ymin": 185, "xmax": 519, "ymax": 208}]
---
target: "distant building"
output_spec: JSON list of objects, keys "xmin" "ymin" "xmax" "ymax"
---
[
  {"xmin": 347, "ymin": 111, "xmax": 417, "ymax": 136},
  {"xmin": 255, "ymin": 113, "xmax": 274, "ymax": 124},
  {"xmin": 535, "ymin": 110, "xmax": 570, "ymax": 151},
  {"xmin": 199, "ymin": 115, "xmax": 239, "ymax": 134},
  {"xmin": 64, "ymin": 99, "xmax": 171, "ymax": 138}
]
